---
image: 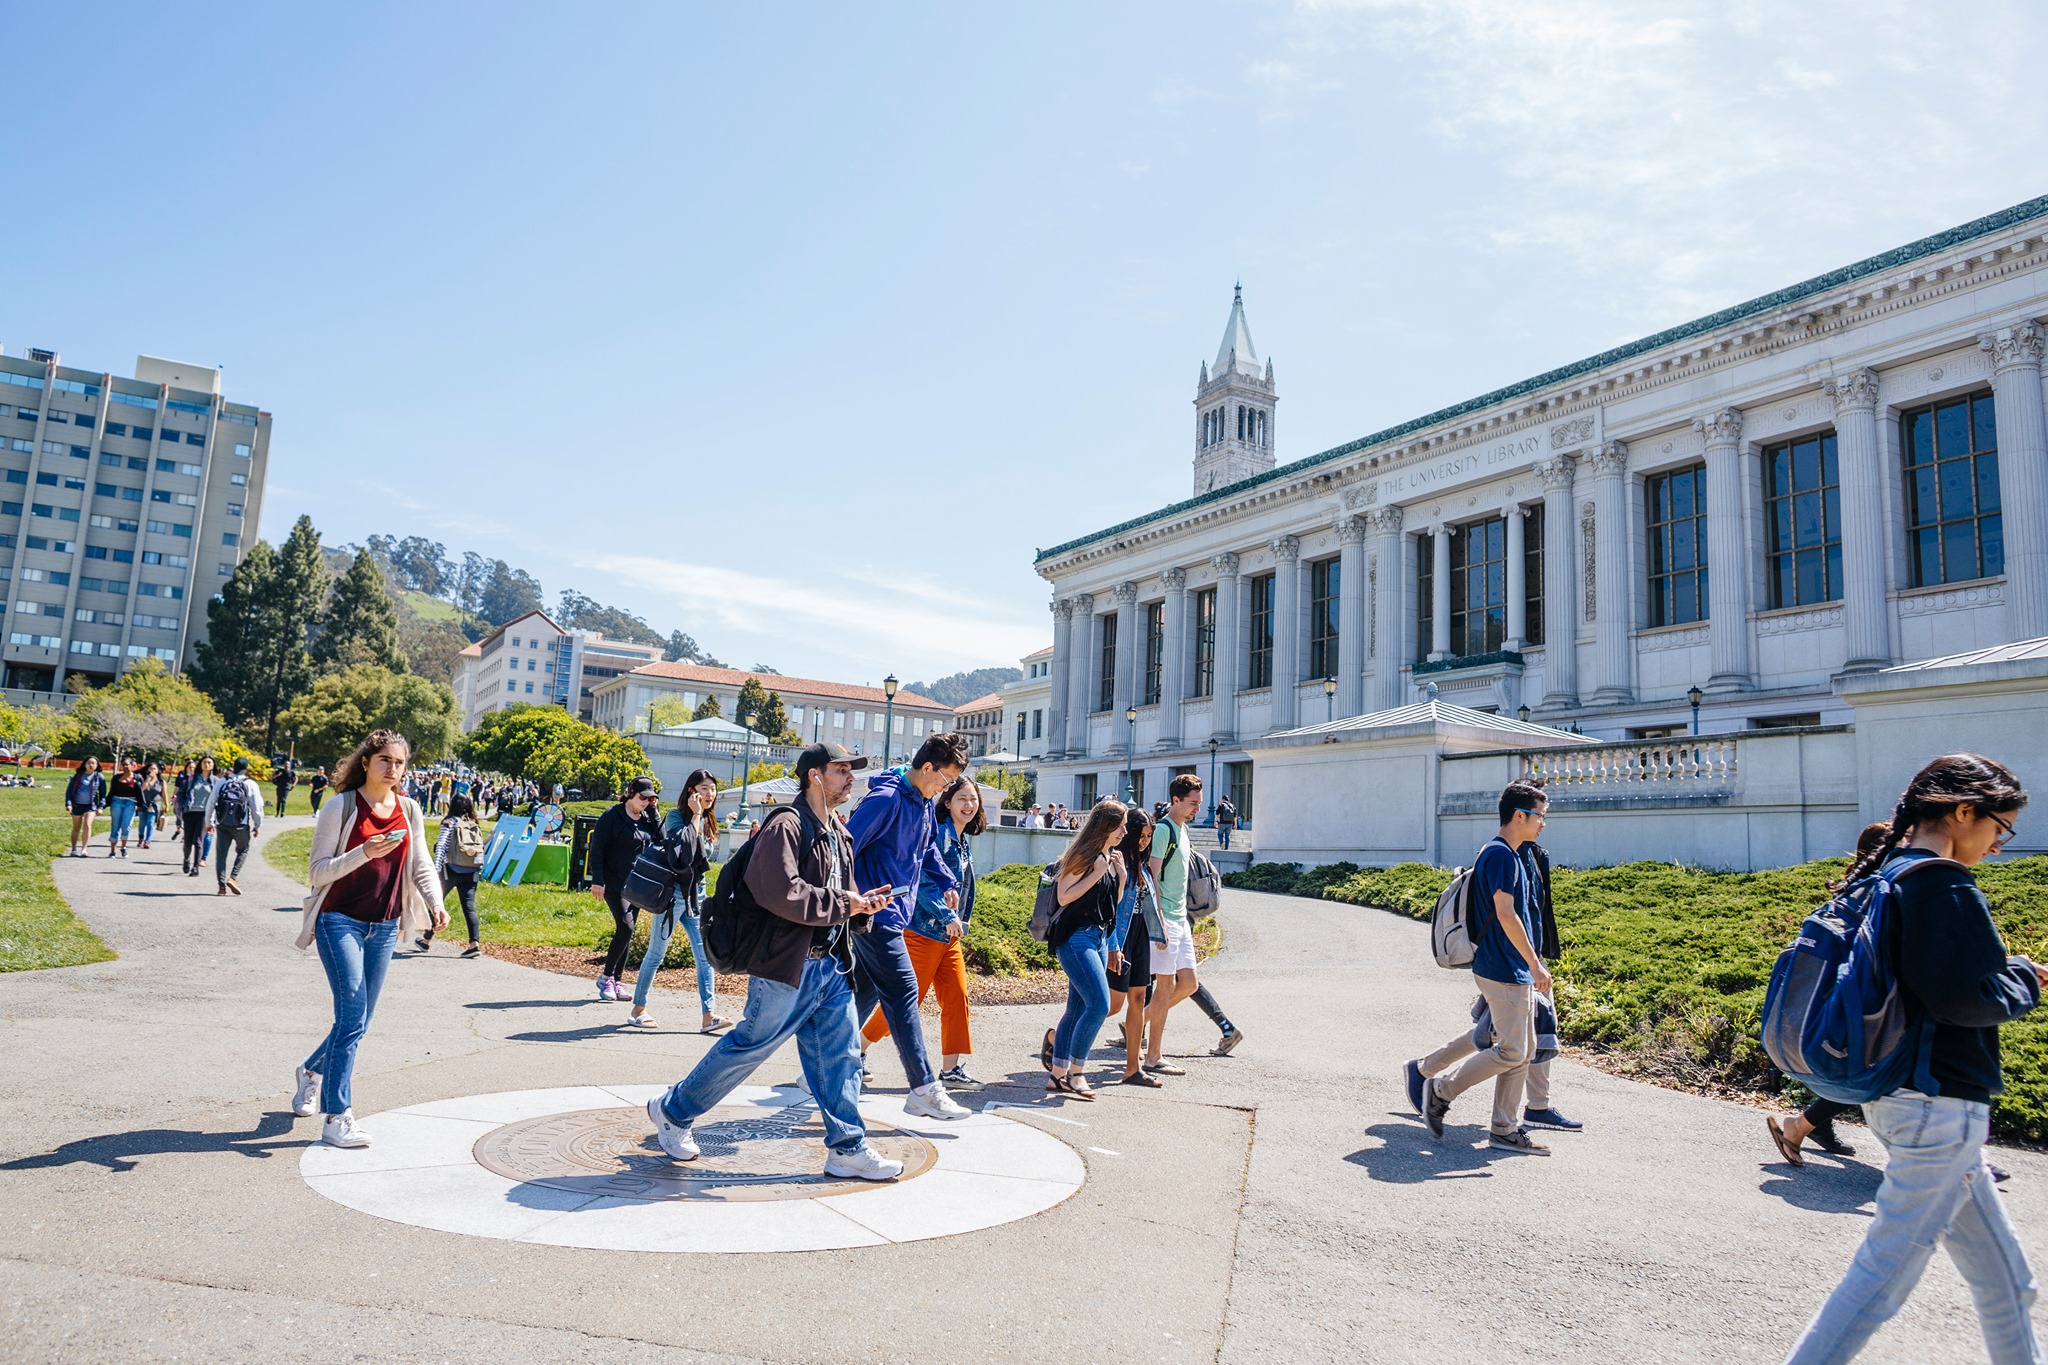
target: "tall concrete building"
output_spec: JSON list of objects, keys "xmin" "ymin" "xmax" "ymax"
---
[
  {"xmin": 452, "ymin": 609, "xmax": 663, "ymax": 731},
  {"xmin": 1, "ymin": 348, "xmax": 269, "ymax": 700}
]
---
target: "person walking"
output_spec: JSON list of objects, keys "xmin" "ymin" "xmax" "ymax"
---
[
  {"xmin": 105, "ymin": 757, "xmax": 141, "ymax": 857},
  {"xmin": 645, "ymin": 742, "xmax": 903, "ymax": 1181},
  {"xmin": 1106, "ymin": 805, "xmax": 1164, "ymax": 1087},
  {"xmin": 179, "ymin": 755, "xmax": 218, "ymax": 877},
  {"xmin": 1783, "ymin": 754, "xmax": 2041, "ymax": 1364},
  {"xmin": 845, "ymin": 732, "xmax": 973, "ymax": 1120},
  {"xmin": 273, "ymin": 763, "xmax": 295, "ymax": 823},
  {"xmin": 206, "ymin": 756, "xmax": 265, "ymax": 895},
  {"xmin": 135, "ymin": 762, "xmax": 164, "ymax": 851},
  {"xmin": 1046, "ymin": 799, "xmax": 1127, "ymax": 1100},
  {"xmin": 585, "ymin": 776, "xmax": 664, "ymax": 1002},
  {"xmin": 63, "ymin": 756, "xmax": 105, "ymax": 857},
  {"xmin": 1140, "ymin": 775, "xmax": 1207, "ymax": 1076},
  {"xmin": 628, "ymin": 769, "xmax": 731, "ymax": 1032},
  {"xmin": 1214, "ymin": 794, "xmax": 1238, "ymax": 852},
  {"xmin": 290, "ymin": 729, "xmax": 447, "ymax": 1149},
  {"xmin": 418, "ymin": 792, "xmax": 486, "ymax": 958},
  {"xmin": 862, "ymin": 774, "xmax": 985, "ymax": 1087},
  {"xmin": 308, "ymin": 765, "xmax": 329, "ymax": 813},
  {"xmin": 1407, "ymin": 781, "xmax": 1553, "ymax": 1156}
]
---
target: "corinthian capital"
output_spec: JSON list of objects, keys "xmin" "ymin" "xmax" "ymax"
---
[
  {"xmin": 1211, "ymin": 552, "xmax": 1241, "ymax": 578},
  {"xmin": 1979, "ymin": 320, "xmax": 2046, "ymax": 370},
  {"xmin": 1111, "ymin": 581, "xmax": 1140, "ymax": 606},
  {"xmin": 1691, "ymin": 409, "xmax": 1743, "ymax": 447},
  {"xmin": 1269, "ymin": 534, "xmax": 1301, "ymax": 562},
  {"xmin": 1364, "ymin": 505, "xmax": 1404, "ymax": 535},
  {"xmin": 1052, "ymin": 598, "xmax": 1074, "ymax": 621},
  {"xmin": 1534, "ymin": 455, "xmax": 1577, "ymax": 492},
  {"xmin": 1823, "ymin": 368, "xmax": 1880, "ymax": 412},
  {"xmin": 1072, "ymin": 592, "xmax": 1095, "ymax": 615},
  {"xmin": 1159, "ymin": 566, "xmax": 1188, "ymax": 592},
  {"xmin": 1335, "ymin": 515, "xmax": 1367, "ymax": 546},
  {"xmin": 1586, "ymin": 440, "xmax": 1630, "ymax": 477}
]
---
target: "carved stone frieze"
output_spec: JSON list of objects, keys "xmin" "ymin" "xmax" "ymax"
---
[
  {"xmin": 1824, "ymin": 368, "xmax": 1880, "ymax": 411},
  {"xmin": 1895, "ymin": 582, "xmax": 2005, "ymax": 616},
  {"xmin": 1755, "ymin": 605, "xmax": 1843, "ymax": 636},
  {"xmin": 1549, "ymin": 415, "xmax": 1594, "ymax": 449},
  {"xmin": 1342, "ymin": 481, "xmax": 1379, "ymax": 509},
  {"xmin": 1580, "ymin": 501, "xmax": 1597, "ymax": 622},
  {"xmin": 1635, "ymin": 625, "xmax": 1709, "ymax": 653}
]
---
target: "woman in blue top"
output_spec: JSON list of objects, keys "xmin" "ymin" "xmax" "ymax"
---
[
  {"xmin": 1106, "ymin": 807, "xmax": 1166, "ymax": 1087},
  {"xmin": 863, "ymin": 775, "xmax": 984, "ymax": 1087},
  {"xmin": 64, "ymin": 756, "xmax": 105, "ymax": 857}
]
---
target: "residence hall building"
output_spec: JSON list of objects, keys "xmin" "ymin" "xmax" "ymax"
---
[
  {"xmin": 1, "ymin": 349, "xmax": 269, "ymax": 699},
  {"xmin": 1032, "ymin": 194, "xmax": 2048, "ymax": 825},
  {"xmin": 452, "ymin": 609, "xmax": 661, "ymax": 731},
  {"xmin": 953, "ymin": 692, "xmax": 1005, "ymax": 757},
  {"xmin": 998, "ymin": 644, "xmax": 1055, "ymax": 763},
  {"xmin": 590, "ymin": 661, "xmax": 951, "ymax": 760}
]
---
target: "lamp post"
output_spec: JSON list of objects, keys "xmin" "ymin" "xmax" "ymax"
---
[
  {"xmin": 1687, "ymin": 684, "xmax": 1704, "ymax": 736},
  {"xmin": 735, "ymin": 712, "xmax": 756, "ymax": 828},
  {"xmin": 1206, "ymin": 737, "xmax": 1220, "ymax": 827},
  {"xmin": 1123, "ymin": 705, "xmax": 1137, "ymax": 803},
  {"xmin": 1517, "ymin": 704, "xmax": 1530, "ymax": 724},
  {"xmin": 1323, "ymin": 675, "xmax": 1337, "ymax": 724},
  {"xmin": 882, "ymin": 674, "xmax": 898, "ymax": 767}
]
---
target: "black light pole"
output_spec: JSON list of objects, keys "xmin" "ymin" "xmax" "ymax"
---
[
  {"xmin": 1687, "ymin": 684, "xmax": 1704, "ymax": 736},
  {"xmin": 882, "ymin": 674, "xmax": 898, "ymax": 767},
  {"xmin": 736, "ymin": 712, "xmax": 755, "ymax": 827},
  {"xmin": 1207, "ymin": 737, "xmax": 1220, "ymax": 827},
  {"xmin": 1323, "ymin": 675, "xmax": 1337, "ymax": 723},
  {"xmin": 1123, "ymin": 705, "xmax": 1137, "ymax": 802}
]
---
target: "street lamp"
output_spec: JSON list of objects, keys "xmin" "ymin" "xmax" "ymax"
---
[
  {"xmin": 1323, "ymin": 675, "xmax": 1337, "ymax": 723},
  {"xmin": 882, "ymin": 674, "xmax": 898, "ymax": 767},
  {"xmin": 735, "ymin": 711, "xmax": 756, "ymax": 827},
  {"xmin": 1687, "ymin": 684, "xmax": 1704, "ymax": 736},
  {"xmin": 1123, "ymin": 705, "xmax": 1137, "ymax": 803},
  {"xmin": 1206, "ymin": 737, "xmax": 1220, "ymax": 827},
  {"xmin": 1517, "ymin": 704, "xmax": 1531, "ymax": 724}
]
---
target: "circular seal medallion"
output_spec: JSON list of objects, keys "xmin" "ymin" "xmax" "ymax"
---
[{"xmin": 474, "ymin": 1101, "xmax": 939, "ymax": 1203}]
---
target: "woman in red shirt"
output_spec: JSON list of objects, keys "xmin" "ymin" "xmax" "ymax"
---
[{"xmin": 290, "ymin": 729, "xmax": 445, "ymax": 1148}]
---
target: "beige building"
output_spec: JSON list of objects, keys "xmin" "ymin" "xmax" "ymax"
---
[
  {"xmin": 952, "ymin": 692, "xmax": 1006, "ymax": 756},
  {"xmin": 592, "ymin": 661, "xmax": 951, "ymax": 762},
  {"xmin": 452, "ymin": 609, "xmax": 661, "ymax": 731},
  {"xmin": 998, "ymin": 645, "xmax": 1056, "ymax": 761},
  {"xmin": 1, "ymin": 349, "xmax": 269, "ymax": 700}
]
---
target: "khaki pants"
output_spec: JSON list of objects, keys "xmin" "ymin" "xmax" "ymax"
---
[{"xmin": 1420, "ymin": 977, "xmax": 1534, "ymax": 1135}]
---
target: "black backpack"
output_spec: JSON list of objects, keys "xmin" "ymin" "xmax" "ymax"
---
[
  {"xmin": 214, "ymin": 779, "xmax": 250, "ymax": 829},
  {"xmin": 621, "ymin": 829, "xmax": 684, "ymax": 913},
  {"xmin": 698, "ymin": 808, "xmax": 806, "ymax": 974}
]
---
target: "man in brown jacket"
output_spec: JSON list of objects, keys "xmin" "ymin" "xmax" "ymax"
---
[{"xmin": 647, "ymin": 743, "xmax": 905, "ymax": 1180}]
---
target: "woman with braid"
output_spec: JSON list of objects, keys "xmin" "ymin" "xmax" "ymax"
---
[{"xmin": 1784, "ymin": 753, "xmax": 2041, "ymax": 1365}]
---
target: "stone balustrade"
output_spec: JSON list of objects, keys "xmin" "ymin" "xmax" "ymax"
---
[{"xmin": 1520, "ymin": 737, "xmax": 1738, "ymax": 792}]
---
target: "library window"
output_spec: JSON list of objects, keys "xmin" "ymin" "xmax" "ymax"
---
[{"xmin": 1902, "ymin": 392, "xmax": 2001, "ymax": 587}]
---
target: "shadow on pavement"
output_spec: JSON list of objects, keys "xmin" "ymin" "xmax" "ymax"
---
[
  {"xmin": 0, "ymin": 1111, "xmax": 311, "ymax": 1173},
  {"xmin": 1344, "ymin": 1118, "xmax": 1526, "ymax": 1181},
  {"xmin": 465, "ymin": 999, "xmax": 598, "ymax": 1011},
  {"xmin": 504, "ymin": 1024, "xmax": 649, "ymax": 1043},
  {"xmin": 1757, "ymin": 1159, "xmax": 1882, "ymax": 1215}
]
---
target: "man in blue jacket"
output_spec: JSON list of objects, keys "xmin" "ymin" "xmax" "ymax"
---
[{"xmin": 847, "ymin": 731, "xmax": 973, "ymax": 1120}]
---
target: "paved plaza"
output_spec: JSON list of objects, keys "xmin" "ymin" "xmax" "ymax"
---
[{"xmin": 2, "ymin": 817, "xmax": 2041, "ymax": 1362}]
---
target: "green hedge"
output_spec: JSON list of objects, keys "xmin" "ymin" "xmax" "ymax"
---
[
  {"xmin": 966, "ymin": 862, "xmax": 1055, "ymax": 976},
  {"xmin": 1222, "ymin": 860, "xmax": 1362, "ymax": 899},
  {"xmin": 1314, "ymin": 855, "xmax": 2048, "ymax": 1143}
]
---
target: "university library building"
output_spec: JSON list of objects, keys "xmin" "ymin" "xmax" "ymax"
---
[{"xmin": 1031, "ymin": 197, "xmax": 2048, "ymax": 873}]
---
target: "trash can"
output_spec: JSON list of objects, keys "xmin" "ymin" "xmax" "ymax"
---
[{"xmin": 569, "ymin": 814, "xmax": 602, "ymax": 890}]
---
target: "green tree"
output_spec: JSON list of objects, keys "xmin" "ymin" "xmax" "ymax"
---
[
  {"xmin": 478, "ymin": 560, "xmax": 544, "ymax": 625},
  {"xmin": 691, "ymin": 693, "xmax": 722, "ymax": 721},
  {"xmin": 259, "ymin": 516, "xmax": 330, "ymax": 751},
  {"xmin": 735, "ymin": 677, "xmax": 793, "ymax": 741},
  {"xmin": 646, "ymin": 695, "xmax": 694, "ymax": 730},
  {"xmin": 190, "ymin": 539, "xmax": 276, "ymax": 726},
  {"xmin": 456, "ymin": 703, "xmax": 645, "ymax": 799},
  {"xmin": 276, "ymin": 664, "xmax": 459, "ymax": 767},
  {"xmin": 67, "ymin": 658, "xmax": 227, "ymax": 763},
  {"xmin": 745, "ymin": 761, "xmax": 787, "ymax": 785},
  {"xmin": 7, "ymin": 702, "xmax": 79, "ymax": 760},
  {"xmin": 979, "ymin": 767, "xmax": 1035, "ymax": 811},
  {"xmin": 314, "ymin": 550, "xmax": 408, "ymax": 673}
]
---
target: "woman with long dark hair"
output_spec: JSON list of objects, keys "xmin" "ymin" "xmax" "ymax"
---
[
  {"xmin": 104, "ymin": 757, "xmax": 141, "ymax": 857},
  {"xmin": 63, "ymin": 755, "xmax": 104, "ymax": 857},
  {"xmin": 1785, "ymin": 753, "xmax": 2041, "ymax": 1363},
  {"xmin": 179, "ymin": 755, "xmax": 217, "ymax": 877},
  {"xmin": 1106, "ymin": 805, "xmax": 1166, "ymax": 1087},
  {"xmin": 629, "ymin": 769, "xmax": 730, "ymax": 1032},
  {"xmin": 862, "ymin": 775, "xmax": 986, "ymax": 1086},
  {"xmin": 136, "ymin": 762, "xmax": 164, "ymax": 851},
  {"xmin": 1045, "ymin": 799, "xmax": 1127, "ymax": 1101},
  {"xmin": 419, "ymin": 792, "xmax": 485, "ymax": 957},
  {"xmin": 290, "ymin": 729, "xmax": 446, "ymax": 1149}
]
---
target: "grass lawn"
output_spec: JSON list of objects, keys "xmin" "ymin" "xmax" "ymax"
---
[
  {"xmin": 1231, "ymin": 855, "xmax": 2048, "ymax": 1143},
  {"xmin": 0, "ymin": 783, "xmax": 116, "ymax": 973}
]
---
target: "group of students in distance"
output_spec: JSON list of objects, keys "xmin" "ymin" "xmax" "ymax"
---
[{"xmin": 1408, "ymin": 756, "xmax": 2042, "ymax": 1364}]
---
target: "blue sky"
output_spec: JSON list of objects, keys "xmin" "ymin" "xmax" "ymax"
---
[{"xmin": 5, "ymin": 1, "xmax": 2045, "ymax": 684}]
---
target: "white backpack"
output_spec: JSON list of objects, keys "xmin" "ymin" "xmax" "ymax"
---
[{"xmin": 1430, "ymin": 866, "xmax": 1478, "ymax": 969}]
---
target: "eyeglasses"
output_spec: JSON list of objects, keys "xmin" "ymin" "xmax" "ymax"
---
[
  {"xmin": 1513, "ymin": 808, "xmax": 1548, "ymax": 823},
  {"xmin": 1987, "ymin": 811, "xmax": 2016, "ymax": 850}
]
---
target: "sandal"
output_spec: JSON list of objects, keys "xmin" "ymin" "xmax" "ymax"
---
[
  {"xmin": 1041, "ymin": 1028, "xmax": 1055, "ymax": 1071},
  {"xmin": 1767, "ymin": 1116, "xmax": 1806, "ymax": 1167},
  {"xmin": 1143, "ymin": 1061, "xmax": 1187, "ymax": 1076},
  {"xmin": 1049, "ymin": 1072, "xmax": 1096, "ymax": 1101},
  {"xmin": 1120, "ymin": 1070, "xmax": 1164, "ymax": 1088},
  {"xmin": 701, "ymin": 1015, "xmax": 734, "ymax": 1035}
]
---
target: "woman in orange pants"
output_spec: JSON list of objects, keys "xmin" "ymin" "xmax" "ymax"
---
[{"xmin": 863, "ymin": 775, "xmax": 983, "ymax": 1087}]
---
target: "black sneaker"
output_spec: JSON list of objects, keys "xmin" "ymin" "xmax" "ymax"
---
[
  {"xmin": 1810, "ymin": 1123, "xmax": 1857, "ymax": 1157},
  {"xmin": 938, "ymin": 1065, "xmax": 980, "ymax": 1088},
  {"xmin": 1422, "ymin": 1077, "xmax": 1450, "ymax": 1139}
]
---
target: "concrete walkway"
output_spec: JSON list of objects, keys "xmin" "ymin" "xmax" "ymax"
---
[{"xmin": 1, "ymin": 819, "xmax": 2040, "ymax": 1362}]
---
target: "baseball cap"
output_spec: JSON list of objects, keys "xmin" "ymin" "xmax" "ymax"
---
[
  {"xmin": 795, "ymin": 741, "xmax": 870, "ymax": 784},
  {"xmin": 624, "ymin": 776, "xmax": 658, "ymax": 800}
]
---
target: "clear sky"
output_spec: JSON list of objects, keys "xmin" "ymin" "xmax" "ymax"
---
[{"xmin": 5, "ymin": 2, "xmax": 2045, "ymax": 685}]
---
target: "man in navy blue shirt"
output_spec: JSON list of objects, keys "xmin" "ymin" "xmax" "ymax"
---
[{"xmin": 1407, "ymin": 781, "xmax": 1554, "ymax": 1155}]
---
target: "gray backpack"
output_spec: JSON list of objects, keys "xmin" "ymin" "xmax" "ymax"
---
[{"xmin": 1026, "ymin": 861, "xmax": 1064, "ymax": 943}]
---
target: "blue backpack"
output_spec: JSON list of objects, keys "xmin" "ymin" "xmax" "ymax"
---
[{"xmin": 1759, "ymin": 853, "xmax": 1958, "ymax": 1104}]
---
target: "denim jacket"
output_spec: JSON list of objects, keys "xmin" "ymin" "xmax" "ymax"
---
[
  {"xmin": 907, "ymin": 819, "xmax": 975, "ymax": 943},
  {"xmin": 1112, "ymin": 857, "xmax": 1164, "ymax": 947}
]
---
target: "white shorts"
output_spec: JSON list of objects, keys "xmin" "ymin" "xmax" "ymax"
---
[{"xmin": 1153, "ymin": 915, "xmax": 1198, "ymax": 976}]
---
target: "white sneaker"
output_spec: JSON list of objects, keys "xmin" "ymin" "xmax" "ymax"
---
[
  {"xmin": 292, "ymin": 1065, "xmax": 320, "ymax": 1117},
  {"xmin": 905, "ymin": 1082, "xmax": 971, "ymax": 1121},
  {"xmin": 321, "ymin": 1112, "xmax": 370, "ymax": 1148},
  {"xmin": 824, "ymin": 1145, "xmax": 904, "ymax": 1181},
  {"xmin": 646, "ymin": 1096, "xmax": 699, "ymax": 1161}
]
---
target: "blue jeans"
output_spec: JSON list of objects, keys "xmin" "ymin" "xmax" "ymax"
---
[
  {"xmin": 304, "ymin": 915, "xmax": 398, "ymax": 1116},
  {"xmin": 660, "ymin": 955, "xmax": 867, "ymax": 1155},
  {"xmin": 1053, "ymin": 926, "xmax": 1111, "ymax": 1069},
  {"xmin": 138, "ymin": 807, "xmax": 158, "ymax": 844},
  {"xmin": 1217, "ymin": 825, "xmax": 1232, "ymax": 850},
  {"xmin": 1787, "ymin": 1090, "xmax": 2040, "ymax": 1365},
  {"xmin": 108, "ymin": 797, "xmax": 136, "ymax": 844},
  {"xmin": 853, "ymin": 927, "xmax": 935, "ymax": 1090},
  {"xmin": 631, "ymin": 901, "xmax": 717, "ymax": 1015}
]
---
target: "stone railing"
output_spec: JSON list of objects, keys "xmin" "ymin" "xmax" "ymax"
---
[{"xmin": 1520, "ymin": 737, "xmax": 1738, "ymax": 791}]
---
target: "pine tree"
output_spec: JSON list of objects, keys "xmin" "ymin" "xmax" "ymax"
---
[
  {"xmin": 314, "ymin": 549, "xmax": 408, "ymax": 674},
  {"xmin": 258, "ymin": 516, "xmax": 330, "ymax": 750},
  {"xmin": 191, "ymin": 540, "xmax": 277, "ymax": 725}
]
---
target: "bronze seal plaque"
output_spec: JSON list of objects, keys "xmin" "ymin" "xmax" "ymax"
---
[{"xmin": 473, "ymin": 1100, "xmax": 940, "ymax": 1203}]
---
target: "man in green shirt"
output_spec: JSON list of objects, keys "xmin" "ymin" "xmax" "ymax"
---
[{"xmin": 1141, "ymin": 774, "xmax": 1205, "ymax": 1075}]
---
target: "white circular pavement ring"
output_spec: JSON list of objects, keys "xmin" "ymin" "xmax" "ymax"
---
[{"xmin": 299, "ymin": 1084, "xmax": 1086, "ymax": 1252}]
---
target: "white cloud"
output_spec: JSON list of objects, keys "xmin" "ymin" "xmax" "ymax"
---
[{"xmin": 1288, "ymin": 0, "xmax": 2046, "ymax": 324}]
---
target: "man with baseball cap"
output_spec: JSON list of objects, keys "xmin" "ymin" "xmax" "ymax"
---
[{"xmin": 648, "ymin": 742, "xmax": 906, "ymax": 1180}]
